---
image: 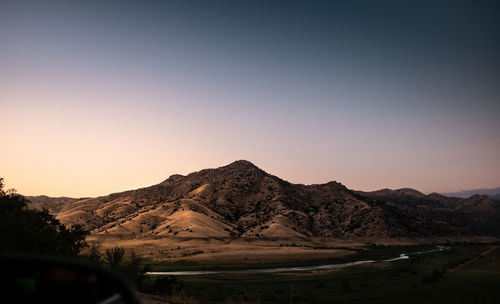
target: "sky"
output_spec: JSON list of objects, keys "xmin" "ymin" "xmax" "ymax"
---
[{"xmin": 1, "ymin": 0, "xmax": 499, "ymax": 197}]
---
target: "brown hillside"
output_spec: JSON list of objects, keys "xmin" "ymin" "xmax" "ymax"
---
[{"xmin": 29, "ymin": 161, "xmax": 500, "ymax": 241}]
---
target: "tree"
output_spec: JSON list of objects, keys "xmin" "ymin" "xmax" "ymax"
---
[
  {"xmin": 0, "ymin": 178, "xmax": 89, "ymax": 256},
  {"xmin": 122, "ymin": 251, "xmax": 148, "ymax": 286},
  {"xmin": 104, "ymin": 247, "xmax": 125, "ymax": 269},
  {"xmin": 86, "ymin": 243, "xmax": 103, "ymax": 264}
]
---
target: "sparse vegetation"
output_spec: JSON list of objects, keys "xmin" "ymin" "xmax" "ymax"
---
[
  {"xmin": 145, "ymin": 243, "xmax": 500, "ymax": 304},
  {"xmin": 26, "ymin": 161, "xmax": 500, "ymax": 245},
  {"xmin": 5, "ymin": 161, "xmax": 500, "ymax": 303},
  {"xmin": 83, "ymin": 245, "xmax": 150, "ymax": 289}
]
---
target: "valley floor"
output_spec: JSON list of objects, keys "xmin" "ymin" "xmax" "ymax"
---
[
  {"xmin": 87, "ymin": 234, "xmax": 498, "ymax": 264},
  {"xmin": 140, "ymin": 243, "xmax": 500, "ymax": 304}
]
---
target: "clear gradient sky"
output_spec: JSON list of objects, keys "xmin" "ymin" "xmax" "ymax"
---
[{"xmin": 1, "ymin": 0, "xmax": 499, "ymax": 197}]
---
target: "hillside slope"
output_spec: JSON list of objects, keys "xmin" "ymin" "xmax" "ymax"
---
[
  {"xmin": 29, "ymin": 161, "xmax": 500, "ymax": 239},
  {"xmin": 356, "ymin": 189, "xmax": 500, "ymax": 236}
]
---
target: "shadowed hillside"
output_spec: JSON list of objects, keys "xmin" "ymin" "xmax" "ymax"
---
[
  {"xmin": 30, "ymin": 161, "xmax": 500, "ymax": 240},
  {"xmin": 356, "ymin": 189, "xmax": 500, "ymax": 236}
]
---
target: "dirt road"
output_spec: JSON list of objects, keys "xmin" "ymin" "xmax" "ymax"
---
[{"xmin": 445, "ymin": 246, "xmax": 499, "ymax": 276}]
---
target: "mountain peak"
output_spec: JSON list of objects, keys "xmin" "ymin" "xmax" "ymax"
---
[
  {"xmin": 395, "ymin": 188, "xmax": 425, "ymax": 197},
  {"xmin": 28, "ymin": 161, "xmax": 500, "ymax": 241},
  {"xmin": 222, "ymin": 160, "xmax": 261, "ymax": 171},
  {"xmin": 226, "ymin": 159, "xmax": 257, "ymax": 167}
]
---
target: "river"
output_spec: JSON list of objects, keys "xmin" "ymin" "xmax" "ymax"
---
[{"xmin": 147, "ymin": 246, "xmax": 448, "ymax": 276}]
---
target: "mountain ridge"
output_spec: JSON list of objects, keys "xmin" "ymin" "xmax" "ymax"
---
[
  {"xmin": 441, "ymin": 186, "xmax": 500, "ymax": 199},
  {"xmin": 27, "ymin": 160, "xmax": 500, "ymax": 241}
]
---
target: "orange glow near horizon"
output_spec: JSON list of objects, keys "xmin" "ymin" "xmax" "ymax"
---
[
  {"xmin": 2, "ymin": 85, "xmax": 500, "ymax": 197},
  {"xmin": 2, "ymin": 1, "xmax": 499, "ymax": 197},
  {"xmin": 2, "ymin": 82, "xmax": 499, "ymax": 197}
]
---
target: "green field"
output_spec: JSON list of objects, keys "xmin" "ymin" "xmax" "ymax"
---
[{"xmin": 143, "ymin": 244, "xmax": 500, "ymax": 304}]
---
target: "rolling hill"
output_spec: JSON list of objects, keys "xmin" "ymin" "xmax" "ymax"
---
[{"xmin": 28, "ymin": 160, "xmax": 500, "ymax": 241}]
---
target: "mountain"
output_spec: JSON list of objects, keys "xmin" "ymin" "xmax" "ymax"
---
[
  {"xmin": 27, "ymin": 195, "xmax": 80, "ymax": 213},
  {"xmin": 356, "ymin": 189, "xmax": 500, "ymax": 236},
  {"xmin": 28, "ymin": 160, "xmax": 500, "ymax": 240},
  {"xmin": 441, "ymin": 187, "xmax": 500, "ymax": 199}
]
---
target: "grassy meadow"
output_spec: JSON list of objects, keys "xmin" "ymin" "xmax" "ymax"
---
[{"xmin": 141, "ymin": 243, "xmax": 500, "ymax": 304}]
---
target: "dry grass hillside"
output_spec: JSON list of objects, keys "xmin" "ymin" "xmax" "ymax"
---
[
  {"xmin": 28, "ymin": 160, "xmax": 500, "ymax": 261},
  {"xmin": 32, "ymin": 161, "xmax": 403, "ymax": 238}
]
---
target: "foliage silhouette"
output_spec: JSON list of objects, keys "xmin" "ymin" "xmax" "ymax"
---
[
  {"xmin": 0, "ymin": 178, "xmax": 89, "ymax": 256},
  {"xmin": 104, "ymin": 247, "xmax": 125, "ymax": 269}
]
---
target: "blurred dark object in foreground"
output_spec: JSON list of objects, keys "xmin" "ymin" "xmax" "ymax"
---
[{"xmin": 0, "ymin": 255, "xmax": 139, "ymax": 304}]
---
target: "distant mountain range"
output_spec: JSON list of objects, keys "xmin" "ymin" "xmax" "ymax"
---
[
  {"xmin": 27, "ymin": 195, "xmax": 80, "ymax": 206},
  {"xmin": 27, "ymin": 160, "xmax": 500, "ymax": 239},
  {"xmin": 441, "ymin": 187, "xmax": 500, "ymax": 200}
]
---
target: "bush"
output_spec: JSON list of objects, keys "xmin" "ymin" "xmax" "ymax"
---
[
  {"xmin": 0, "ymin": 178, "xmax": 89, "ymax": 256},
  {"xmin": 153, "ymin": 275, "xmax": 185, "ymax": 296},
  {"xmin": 85, "ymin": 246, "xmax": 150, "ymax": 288},
  {"xmin": 421, "ymin": 269, "xmax": 442, "ymax": 284}
]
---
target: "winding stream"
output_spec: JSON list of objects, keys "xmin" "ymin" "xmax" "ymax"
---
[{"xmin": 147, "ymin": 246, "xmax": 448, "ymax": 276}]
